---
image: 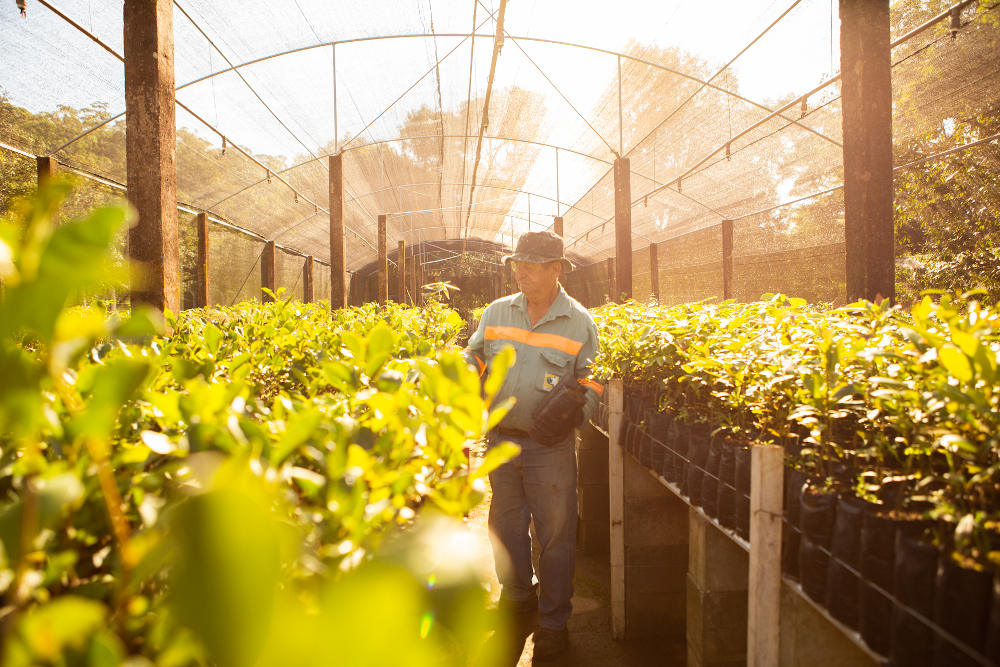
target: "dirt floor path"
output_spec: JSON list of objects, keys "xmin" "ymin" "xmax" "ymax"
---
[{"xmin": 466, "ymin": 447, "xmax": 685, "ymax": 666}]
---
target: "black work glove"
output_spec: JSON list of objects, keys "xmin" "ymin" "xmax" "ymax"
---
[{"xmin": 530, "ymin": 372, "xmax": 586, "ymax": 446}]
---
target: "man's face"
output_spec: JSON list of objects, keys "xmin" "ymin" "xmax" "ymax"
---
[{"xmin": 512, "ymin": 260, "xmax": 561, "ymax": 298}]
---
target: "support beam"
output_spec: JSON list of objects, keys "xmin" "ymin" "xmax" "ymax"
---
[
  {"xmin": 196, "ymin": 212, "xmax": 209, "ymax": 307},
  {"xmin": 397, "ymin": 240, "xmax": 406, "ymax": 304},
  {"xmin": 553, "ymin": 216, "xmax": 564, "ymax": 237},
  {"xmin": 303, "ymin": 255, "xmax": 314, "ymax": 303},
  {"xmin": 36, "ymin": 156, "xmax": 59, "ymax": 187},
  {"xmin": 608, "ymin": 378, "xmax": 626, "ymax": 640},
  {"xmin": 124, "ymin": 0, "xmax": 179, "ymax": 313},
  {"xmin": 261, "ymin": 240, "xmax": 276, "ymax": 302},
  {"xmin": 606, "ymin": 257, "xmax": 616, "ymax": 303},
  {"xmin": 722, "ymin": 219, "xmax": 734, "ymax": 300},
  {"xmin": 36, "ymin": 156, "xmax": 60, "ymax": 226},
  {"xmin": 747, "ymin": 445, "xmax": 784, "ymax": 667},
  {"xmin": 410, "ymin": 248, "xmax": 418, "ymax": 306},
  {"xmin": 649, "ymin": 242, "xmax": 660, "ymax": 304},
  {"xmin": 613, "ymin": 158, "xmax": 632, "ymax": 302},
  {"xmin": 377, "ymin": 214, "xmax": 388, "ymax": 304},
  {"xmin": 329, "ymin": 153, "xmax": 347, "ymax": 309},
  {"xmin": 840, "ymin": 0, "xmax": 894, "ymax": 303}
]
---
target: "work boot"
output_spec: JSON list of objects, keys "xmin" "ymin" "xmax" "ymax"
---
[{"xmin": 532, "ymin": 626, "xmax": 569, "ymax": 660}]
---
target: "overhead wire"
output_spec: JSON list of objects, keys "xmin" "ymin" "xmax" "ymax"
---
[
  {"xmin": 32, "ymin": 0, "xmax": 379, "ymax": 257},
  {"xmin": 462, "ymin": 0, "xmax": 510, "ymax": 242}
]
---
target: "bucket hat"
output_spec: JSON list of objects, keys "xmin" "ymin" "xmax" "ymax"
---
[{"xmin": 502, "ymin": 231, "xmax": 573, "ymax": 272}]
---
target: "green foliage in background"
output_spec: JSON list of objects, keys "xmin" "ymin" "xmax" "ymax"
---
[
  {"xmin": 0, "ymin": 185, "xmax": 517, "ymax": 665},
  {"xmin": 592, "ymin": 295, "xmax": 1000, "ymax": 568}
]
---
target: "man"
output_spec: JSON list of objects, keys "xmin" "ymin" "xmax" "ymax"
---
[{"xmin": 466, "ymin": 230, "xmax": 602, "ymax": 660}]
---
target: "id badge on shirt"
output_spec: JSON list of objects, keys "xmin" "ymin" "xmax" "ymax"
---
[{"xmin": 542, "ymin": 372, "xmax": 559, "ymax": 391}]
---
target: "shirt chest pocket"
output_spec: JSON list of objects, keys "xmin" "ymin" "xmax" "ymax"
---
[{"xmin": 539, "ymin": 349, "xmax": 574, "ymax": 392}]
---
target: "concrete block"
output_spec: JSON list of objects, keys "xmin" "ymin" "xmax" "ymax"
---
[
  {"xmin": 578, "ymin": 449, "xmax": 609, "ymax": 481},
  {"xmin": 626, "ymin": 562, "xmax": 686, "ymax": 596},
  {"xmin": 577, "ymin": 518, "xmax": 609, "ymax": 555},
  {"xmin": 687, "ymin": 573, "xmax": 748, "ymax": 664},
  {"xmin": 626, "ymin": 587, "xmax": 686, "ymax": 640},
  {"xmin": 688, "ymin": 509, "xmax": 749, "ymax": 591},
  {"xmin": 578, "ymin": 483, "xmax": 609, "ymax": 519},
  {"xmin": 779, "ymin": 581, "xmax": 879, "ymax": 667}
]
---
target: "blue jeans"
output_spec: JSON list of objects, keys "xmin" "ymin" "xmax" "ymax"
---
[{"xmin": 487, "ymin": 431, "xmax": 578, "ymax": 630}]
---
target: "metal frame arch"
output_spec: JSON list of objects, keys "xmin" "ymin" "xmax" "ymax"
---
[
  {"xmin": 206, "ymin": 133, "xmax": 616, "ymax": 211},
  {"xmin": 172, "ymin": 32, "xmax": 841, "ymax": 149}
]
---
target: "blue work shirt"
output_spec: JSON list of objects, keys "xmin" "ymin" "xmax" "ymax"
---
[{"xmin": 466, "ymin": 285, "xmax": 602, "ymax": 432}]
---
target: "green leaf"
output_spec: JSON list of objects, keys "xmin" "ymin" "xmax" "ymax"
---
[
  {"xmin": 471, "ymin": 441, "xmax": 520, "ymax": 480},
  {"xmin": 14, "ymin": 596, "xmax": 107, "ymax": 661},
  {"xmin": 484, "ymin": 346, "xmax": 515, "ymax": 400},
  {"xmin": 939, "ymin": 345, "xmax": 973, "ymax": 382},
  {"xmin": 168, "ymin": 483, "xmax": 287, "ymax": 667},
  {"xmin": 73, "ymin": 358, "xmax": 152, "ymax": 440},
  {"xmin": 272, "ymin": 409, "xmax": 322, "ymax": 465},
  {"xmin": 485, "ymin": 396, "xmax": 516, "ymax": 432}
]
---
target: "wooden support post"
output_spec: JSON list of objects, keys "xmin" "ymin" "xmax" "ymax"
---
[
  {"xmin": 608, "ymin": 378, "xmax": 626, "ymax": 639},
  {"xmin": 124, "ymin": 0, "xmax": 179, "ymax": 313},
  {"xmin": 397, "ymin": 240, "xmax": 406, "ymax": 304},
  {"xmin": 553, "ymin": 216, "xmax": 564, "ymax": 237},
  {"xmin": 261, "ymin": 240, "xmax": 276, "ymax": 302},
  {"xmin": 411, "ymin": 250, "xmax": 418, "ymax": 306},
  {"xmin": 613, "ymin": 158, "xmax": 632, "ymax": 301},
  {"xmin": 747, "ymin": 445, "xmax": 784, "ymax": 667},
  {"xmin": 722, "ymin": 219, "xmax": 734, "ymax": 300},
  {"xmin": 649, "ymin": 242, "xmax": 660, "ymax": 304},
  {"xmin": 303, "ymin": 255, "xmax": 314, "ymax": 303},
  {"xmin": 377, "ymin": 214, "xmax": 388, "ymax": 304},
  {"xmin": 36, "ymin": 156, "xmax": 59, "ymax": 187},
  {"xmin": 840, "ymin": 0, "xmax": 893, "ymax": 303},
  {"xmin": 329, "ymin": 153, "xmax": 347, "ymax": 309},
  {"xmin": 606, "ymin": 257, "xmax": 616, "ymax": 303},
  {"xmin": 36, "ymin": 156, "xmax": 60, "ymax": 226},
  {"xmin": 196, "ymin": 212, "xmax": 209, "ymax": 307}
]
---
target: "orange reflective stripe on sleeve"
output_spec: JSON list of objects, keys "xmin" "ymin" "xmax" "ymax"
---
[
  {"xmin": 579, "ymin": 378, "xmax": 604, "ymax": 396},
  {"xmin": 473, "ymin": 354, "xmax": 486, "ymax": 376},
  {"xmin": 485, "ymin": 325, "xmax": 583, "ymax": 355}
]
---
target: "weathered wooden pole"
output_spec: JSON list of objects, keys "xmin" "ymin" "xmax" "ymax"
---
[
  {"xmin": 552, "ymin": 216, "xmax": 564, "ymax": 237},
  {"xmin": 377, "ymin": 214, "xmax": 388, "ymax": 304},
  {"xmin": 329, "ymin": 153, "xmax": 347, "ymax": 309},
  {"xmin": 303, "ymin": 255, "xmax": 314, "ymax": 303},
  {"xmin": 608, "ymin": 378, "xmax": 626, "ymax": 639},
  {"xmin": 36, "ymin": 156, "xmax": 59, "ymax": 187},
  {"xmin": 36, "ymin": 156, "xmax": 60, "ymax": 225},
  {"xmin": 124, "ymin": 0, "xmax": 179, "ymax": 313},
  {"xmin": 840, "ymin": 0, "xmax": 894, "ymax": 303},
  {"xmin": 606, "ymin": 257, "xmax": 616, "ymax": 303},
  {"xmin": 722, "ymin": 219, "xmax": 734, "ymax": 300},
  {"xmin": 410, "ymin": 245, "xmax": 418, "ymax": 306},
  {"xmin": 747, "ymin": 445, "xmax": 785, "ymax": 667},
  {"xmin": 397, "ymin": 240, "xmax": 406, "ymax": 304},
  {"xmin": 196, "ymin": 212, "xmax": 209, "ymax": 307},
  {"xmin": 649, "ymin": 242, "xmax": 660, "ymax": 304},
  {"xmin": 613, "ymin": 158, "xmax": 632, "ymax": 301},
  {"xmin": 261, "ymin": 240, "xmax": 276, "ymax": 302}
]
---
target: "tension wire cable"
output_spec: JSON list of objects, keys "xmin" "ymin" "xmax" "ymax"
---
[
  {"xmin": 462, "ymin": 0, "xmax": 510, "ymax": 243},
  {"xmin": 339, "ymin": 8, "xmax": 500, "ymax": 153},
  {"xmin": 33, "ymin": 0, "xmax": 378, "ymax": 254},
  {"xmin": 566, "ymin": 0, "xmax": 979, "ymax": 251}
]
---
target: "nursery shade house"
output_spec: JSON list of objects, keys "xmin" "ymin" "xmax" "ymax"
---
[
  {"xmin": 4, "ymin": 1, "xmax": 1000, "ymax": 666},
  {"xmin": 4, "ymin": 0, "xmax": 997, "ymax": 310}
]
